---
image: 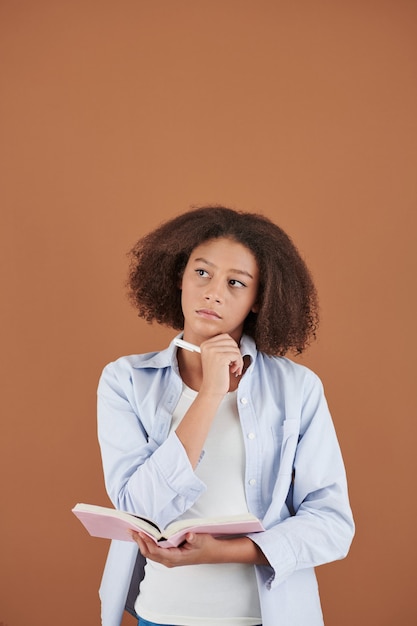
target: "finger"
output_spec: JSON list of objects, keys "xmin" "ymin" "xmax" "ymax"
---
[
  {"xmin": 204, "ymin": 338, "xmax": 242, "ymax": 361},
  {"xmin": 130, "ymin": 531, "xmax": 155, "ymax": 557},
  {"xmin": 202, "ymin": 334, "xmax": 240, "ymax": 351},
  {"xmin": 203, "ymin": 348, "xmax": 243, "ymax": 373},
  {"xmin": 229, "ymin": 353, "xmax": 244, "ymax": 376},
  {"xmin": 130, "ymin": 530, "xmax": 146, "ymax": 549}
]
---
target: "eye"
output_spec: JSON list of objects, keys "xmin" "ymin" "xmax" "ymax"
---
[
  {"xmin": 195, "ymin": 268, "xmax": 209, "ymax": 278},
  {"xmin": 229, "ymin": 279, "xmax": 246, "ymax": 288}
]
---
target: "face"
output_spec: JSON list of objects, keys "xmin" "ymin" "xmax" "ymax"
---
[{"xmin": 180, "ymin": 237, "xmax": 260, "ymax": 344}]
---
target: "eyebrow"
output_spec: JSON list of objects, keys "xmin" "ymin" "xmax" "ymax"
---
[{"xmin": 193, "ymin": 256, "xmax": 254, "ymax": 280}]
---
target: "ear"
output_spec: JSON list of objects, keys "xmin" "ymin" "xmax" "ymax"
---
[{"xmin": 251, "ymin": 302, "xmax": 260, "ymax": 313}]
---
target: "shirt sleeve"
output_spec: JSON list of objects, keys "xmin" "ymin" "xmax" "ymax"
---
[
  {"xmin": 97, "ymin": 361, "xmax": 206, "ymax": 529},
  {"xmin": 249, "ymin": 370, "xmax": 355, "ymax": 589}
]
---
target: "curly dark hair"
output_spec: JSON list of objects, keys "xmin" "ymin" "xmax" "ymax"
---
[{"xmin": 127, "ymin": 206, "xmax": 319, "ymax": 356}]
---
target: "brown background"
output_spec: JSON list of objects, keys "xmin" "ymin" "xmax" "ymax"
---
[{"xmin": 1, "ymin": 1, "xmax": 416, "ymax": 625}]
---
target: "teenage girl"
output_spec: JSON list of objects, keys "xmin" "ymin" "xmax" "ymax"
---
[{"xmin": 97, "ymin": 206, "xmax": 354, "ymax": 626}]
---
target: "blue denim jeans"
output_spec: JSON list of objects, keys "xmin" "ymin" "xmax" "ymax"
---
[
  {"xmin": 138, "ymin": 620, "xmax": 176, "ymax": 626},
  {"xmin": 138, "ymin": 617, "xmax": 262, "ymax": 626},
  {"xmin": 138, "ymin": 620, "xmax": 175, "ymax": 626}
]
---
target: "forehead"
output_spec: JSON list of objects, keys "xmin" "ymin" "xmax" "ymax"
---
[{"xmin": 189, "ymin": 237, "xmax": 258, "ymax": 271}]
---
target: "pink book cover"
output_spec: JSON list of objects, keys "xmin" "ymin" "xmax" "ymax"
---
[{"xmin": 72, "ymin": 503, "xmax": 264, "ymax": 548}]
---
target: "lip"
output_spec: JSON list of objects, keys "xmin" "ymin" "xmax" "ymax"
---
[{"xmin": 196, "ymin": 308, "xmax": 222, "ymax": 320}]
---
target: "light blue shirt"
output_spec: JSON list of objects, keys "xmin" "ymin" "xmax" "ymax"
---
[{"xmin": 97, "ymin": 335, "xmax": 354, "ymax": 626}]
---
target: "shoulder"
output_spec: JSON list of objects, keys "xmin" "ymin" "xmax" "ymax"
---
[
  {"xmin": 102, "ymin": 344, "xmax": 174, "ymax": 374},
  {"xmin": 254, "ymin": 351, "xmax": 321, "ymax": 388},
  {"xmin": 241, "ymin": 334, "xmax": 323, "ymax": 393},
  {"xmin": 103, "ymin": 351, "xmax": 160, "ymax": 371},
  {"xmin": 98, "ymin": 346, "xmax": 174, "ymax": 393}
]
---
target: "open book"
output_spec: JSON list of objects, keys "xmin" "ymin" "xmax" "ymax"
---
[{"xmin": 72, "ymin": 503, "xmax": 264, "ymax": 548}]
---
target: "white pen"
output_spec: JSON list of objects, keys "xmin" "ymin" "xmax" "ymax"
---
[{"xmin": 173, "ymin": 337, "xmax": 201, "ymax": 353}]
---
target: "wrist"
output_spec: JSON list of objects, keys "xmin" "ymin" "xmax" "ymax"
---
[
  {"xmin": 215, "ymin": 536, "xmax": 269, "ymax": 566},
  {"xmin": 197, "ymin": 387, "xmax": 226, "ymax": 402}
]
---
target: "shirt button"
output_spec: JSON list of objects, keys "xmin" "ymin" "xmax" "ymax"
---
[
  {"xmin": 240, "ymin": 397, "xmax": 248, "ymax": 405},
  {"xmin": 248, "ymin": 479, "xmax": 256, "ymax": 486},
  {"xmin": 247, "ymin": 432, "xmax": 256, "ymax": 440}
]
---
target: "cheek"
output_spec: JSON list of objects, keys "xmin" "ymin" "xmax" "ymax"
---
[{"xmin": 180, "ymin": 282, "xmax": 193, "ymax": 310}]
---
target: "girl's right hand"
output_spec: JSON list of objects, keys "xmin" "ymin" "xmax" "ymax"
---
[
  {"xmin": 175, "ymin": 333, "xmax": 244, "ymax": 467},
  {"xmin": 199, "ymin": 334, "xmax": 243, "ymax": 396}
]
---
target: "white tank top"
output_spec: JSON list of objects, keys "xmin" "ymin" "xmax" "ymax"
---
[{"xmin": 135, "ymin": 384, "xmax": 262, "ymax": 625}]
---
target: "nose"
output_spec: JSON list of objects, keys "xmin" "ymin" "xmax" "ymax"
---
[{"xmin": 203, "ymin": 277, "xmax": 224, "ymax": 303}]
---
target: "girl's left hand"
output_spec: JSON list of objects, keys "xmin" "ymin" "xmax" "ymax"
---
[
  {"xmin": 130, "ymin": 531, "xmax": 220, "ymax": 567},
  {"xmin": 130, "ymin": 531, "xmax": 269, "ymax": 567}
]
